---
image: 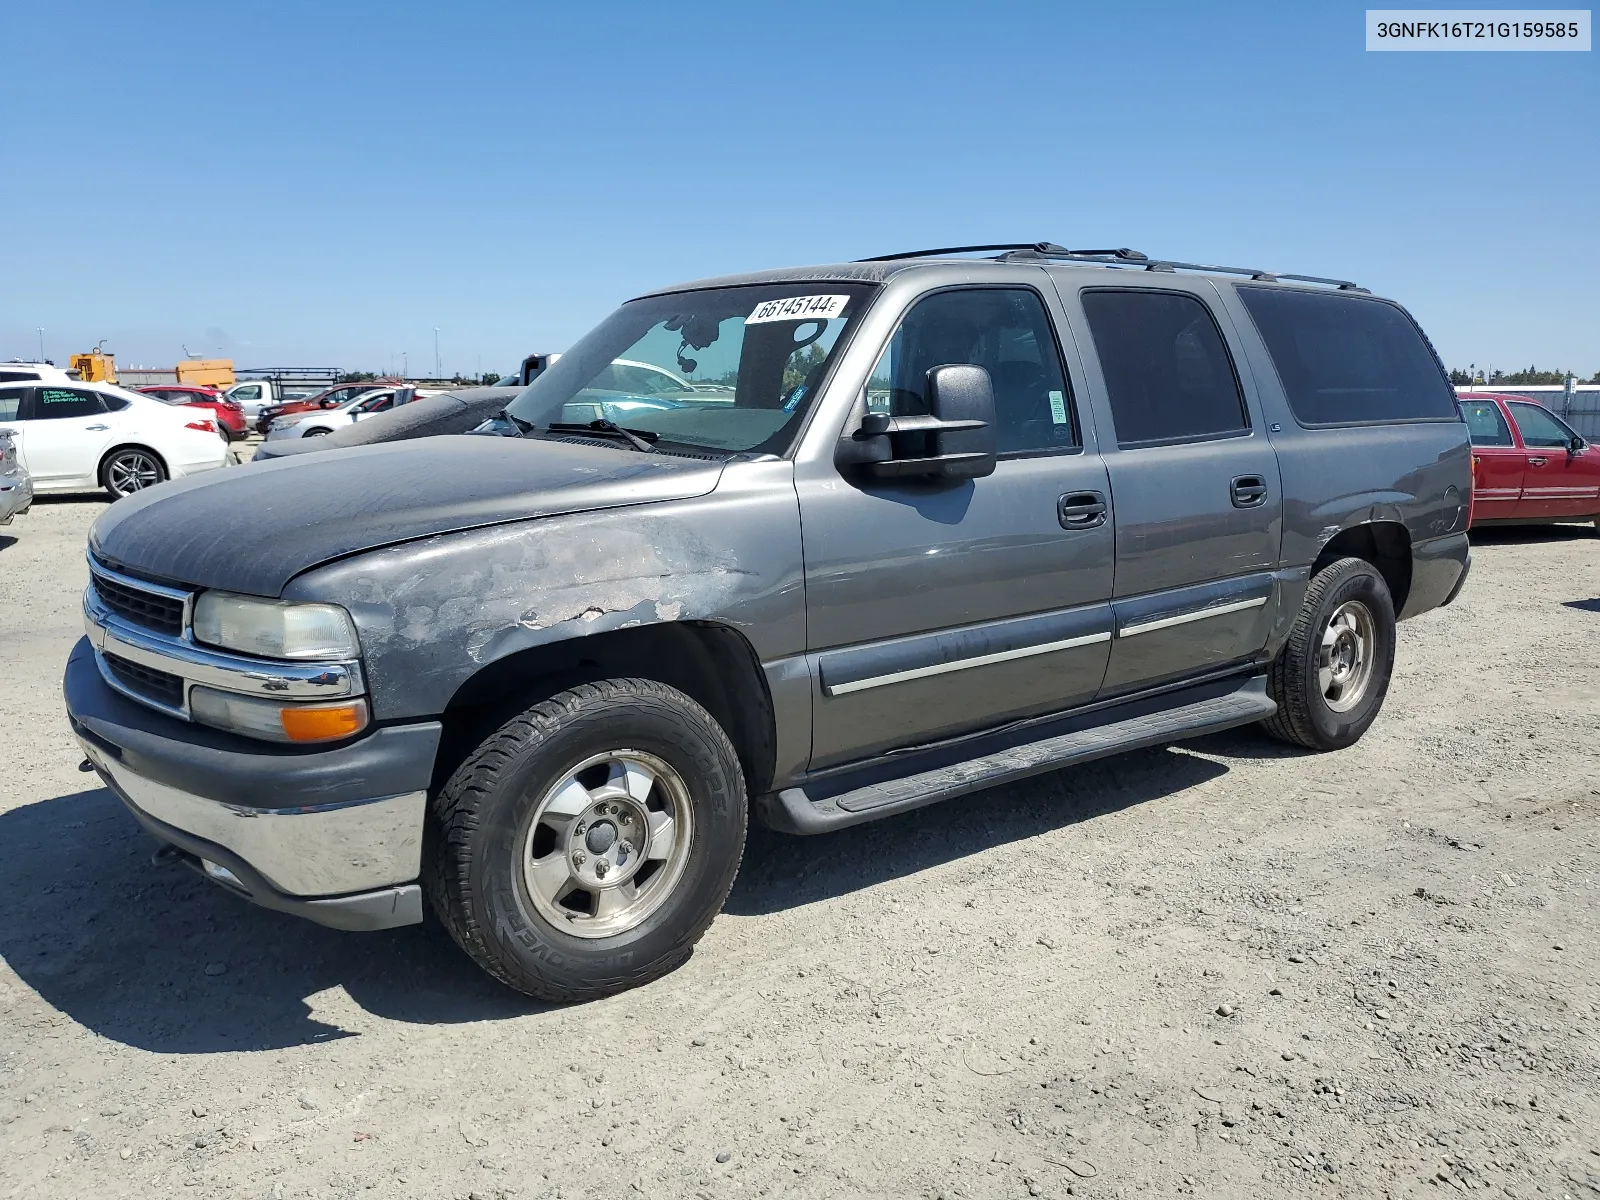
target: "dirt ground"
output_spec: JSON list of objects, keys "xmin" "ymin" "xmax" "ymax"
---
[{"xmin": 1, "ymin": 493, "xmax": 1596, "ymax": 1200}]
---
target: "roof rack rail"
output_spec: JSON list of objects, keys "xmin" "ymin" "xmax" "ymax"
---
[
  {"xmin": 856, "ymin": 242, "xmax": 1071, "ymax": 262},
  {"xmin": 857, "ymin": 242, "xmax": 1366, "ymax": 291}
]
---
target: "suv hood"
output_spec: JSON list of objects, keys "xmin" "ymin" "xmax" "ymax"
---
[{"xmin": 90, "ymin": 436, "xmax": 727, "ymax": 597}]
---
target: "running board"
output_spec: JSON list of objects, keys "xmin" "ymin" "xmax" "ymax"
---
[{"xmin": 759, "ymin": 676, "xmax": 1274, "ymax": 835}]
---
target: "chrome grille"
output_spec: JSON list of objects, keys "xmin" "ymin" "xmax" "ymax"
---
[
  {"xmin": 103, "ymin": 652, "xmax": 185, "ymax": 709},
  {"xmin": 89, "ymin": 567, "xmax": 187, "ymax": 637}
]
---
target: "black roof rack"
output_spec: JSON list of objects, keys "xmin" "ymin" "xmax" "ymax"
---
[{"xmin": 856, "ymin": 242, "xmax": 1366, "ymax": 292}]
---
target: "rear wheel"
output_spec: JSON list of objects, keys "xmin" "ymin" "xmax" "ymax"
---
[
  {"xmin": 425, "ymin": 678, "xmax": 747, "ymax": 1002},
  {"xmin": 101, "ymin": 448, "xmax": 167, "ymax": 500},
  {"xmin": 1260, "ymin": 556, "xmax": 1396, "ymax": 751}
]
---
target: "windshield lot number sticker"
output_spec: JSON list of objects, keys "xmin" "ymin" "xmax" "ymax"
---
[
  {"xmin": 747, "ymin": 295, "xmax": 849, "ymax": 324},
  {"xmin": 1049, "ymin": 390, "xmax": 1068, "ymax": 424}
]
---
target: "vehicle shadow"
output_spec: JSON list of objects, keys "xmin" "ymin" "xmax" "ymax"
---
[
  {"xmin": 1469, "ymin": 523, "xmax": 1596, "ymax": 546},
  {"xmin": 0, "ymin": 534, "xmax": 16, "ymax": 553},
  {"xmin": 727, "ymin": 744, "xmax": 1229, "ymax": 916},
  {"xmin": 4, "ymin": 744, "xmax": 1232, "ymax": 1050},
  {"xmin": 30, "ymin": 493, "xmax": 108, "ymax": 506},
  {"xmin": 1563, "ymin": 598, "xmax": 1600, "ymax": 614},
  {"xmin": 0, "ymin": 786, "xmax": 541, "ymax": 1055}
]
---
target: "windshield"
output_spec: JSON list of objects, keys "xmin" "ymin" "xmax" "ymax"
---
[{"xmin": 504, "ymin": 283, "xmax": 876, "ymax": 455}]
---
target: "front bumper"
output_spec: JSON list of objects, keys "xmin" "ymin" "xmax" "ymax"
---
[{"xmin": 65, "ymin": 638, "xmax": 441, "ymax": 930}]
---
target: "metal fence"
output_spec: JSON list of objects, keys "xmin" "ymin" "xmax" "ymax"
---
[{"xmin": 1457, "ymin": 385, "xmax": 1600, "ymax": 441}]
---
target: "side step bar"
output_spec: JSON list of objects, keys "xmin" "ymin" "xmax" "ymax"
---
[{"xmin": 759, "ymin": 676, "xmax": 1275, "ymax": 835}]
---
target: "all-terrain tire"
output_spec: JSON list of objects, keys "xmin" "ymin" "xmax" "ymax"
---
[
  {"xmin": 424, "ymin": 678, "xmax": 747, "ymax": 1002},
  {"xmin": 1260, "ymin": 556, "xmax": 1396, "ymax": 751}
]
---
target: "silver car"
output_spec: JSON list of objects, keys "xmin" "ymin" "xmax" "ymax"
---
[{"xmin": 0, "ymin": 426, "xmax": 33, "ymax": 526}]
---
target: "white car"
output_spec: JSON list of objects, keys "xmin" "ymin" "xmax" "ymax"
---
[
  {"xmin": 0, "ymin": 361, "xmax": 76, "ymax": 385},
  {"xmin": 221, "ymin": 380, "xmax": 278, "ymax": 421},
  {"xmin": 0, "ymin": 379, "xmax": 229, "ymax": 500},
  {"xmin": 265, "ymin": 387, "xmax": 444, "ymax": 440}
]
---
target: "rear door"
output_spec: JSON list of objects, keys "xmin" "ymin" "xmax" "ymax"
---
[
  {"xmin": 1054, "ymin": 279, "xmax": 1281, "ymax": 696},
  {"xmin": 1457, "ymin": 398, "xmax": 1524, "ymax": 519},
  {"xmin": 16, "ymin": 387, "xmax": 116, "ymax": 487},
  {"xmin": 1506, "ymin": 401, "xmax": 1600, "ymax": 519}
]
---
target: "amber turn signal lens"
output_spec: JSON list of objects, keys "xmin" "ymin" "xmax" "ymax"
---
[{"xmin": 279, "ymin": 700, "xmax": 369, "ymax": 743}]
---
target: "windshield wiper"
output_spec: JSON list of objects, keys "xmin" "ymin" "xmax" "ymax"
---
[
  {"xmin": 547, "ymin": 419, "xmax": 659, "ymax": 453},
  {"xmin": 495, "ymin": 409, "xmax": 533, "ymax": 437}
]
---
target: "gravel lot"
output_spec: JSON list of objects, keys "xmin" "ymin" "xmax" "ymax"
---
[{"xmin": 1, "ymin": 492, "xmax": 1596, "ymax": 1200}]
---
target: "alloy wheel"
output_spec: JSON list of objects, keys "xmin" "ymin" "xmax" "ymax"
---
[
  {"xmin": 517, "ymin": 750, "xmax": 694, "ymax": 939},
  {"xmin": 106, "ymin": 451, "xmax": 163, "ymax": 497},
  {"xmin": 1318, "ymin": 599, "xmax": 1376, "ymax": 713}
]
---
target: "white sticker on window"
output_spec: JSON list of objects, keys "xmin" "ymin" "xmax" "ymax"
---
[
  {"xmin": 1048, "ymin": 390, "xmax": 1068, "ymax": 424},
  {"xmin": 746, "ymin": 295, "xmax": 850, "ymax": 324}
]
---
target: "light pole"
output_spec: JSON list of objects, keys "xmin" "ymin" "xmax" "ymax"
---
[
  {"xmin": 37, "ymin": 328, "xmax": 44, "ymax": 362},
  {"xmin": 403, "ymin": 351, "xmax": 408, "ymax": 379},
  {"xmin": 434, "ymin": 328, "xmax": 441, "ymax": 380}
]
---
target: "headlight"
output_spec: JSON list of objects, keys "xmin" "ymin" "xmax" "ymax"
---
[
  {"xmin": 192, "ymin": 592, "xmax": 360, "ymax": 660},
  {"xmin": 191, "ymin": 687, "xmax": 369, "ymax": 744}
]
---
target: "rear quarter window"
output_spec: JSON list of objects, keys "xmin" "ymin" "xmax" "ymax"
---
[{"xmin": 1237, "ymin": 287, "xmax": 1458, "ymax": 426}]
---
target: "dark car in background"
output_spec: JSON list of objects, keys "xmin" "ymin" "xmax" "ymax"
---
[
  {"xmin": 136, "ymin": 385, "xmax": 247, "ymax": 441},
  {"xmin": 251, "ymin": 386, "xmax": 521, "ymax": 460}
]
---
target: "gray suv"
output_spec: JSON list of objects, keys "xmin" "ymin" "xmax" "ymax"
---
[{"xmin": 65, "ymin": 244, "xmax": 1471, "ymax": 1000}]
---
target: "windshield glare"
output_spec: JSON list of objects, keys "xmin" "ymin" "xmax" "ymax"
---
[{"xmin": 504, "ymin": 284, "xmax": 875, "ymax": 455}]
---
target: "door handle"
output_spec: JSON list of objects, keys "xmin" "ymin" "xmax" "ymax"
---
[
  {"xmin": 85, "ymin": 424, "xmax": 109, "ymax": 431},
  {"xmin": 1527, "ymin": 457, "xmax": 1547, "ymax": 466},
  {"xmin": 1230, "ymin": 474, "xmax": 1268, "ymax": 508},
  {"xmin": 1058, "ymin": 491, "xmax": 1107, "ymax": 529}
]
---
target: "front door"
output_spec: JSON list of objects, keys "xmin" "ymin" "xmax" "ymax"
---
[
  {"xmin": 798, "ymin": 284, "xmax": 1115, "ymax": 769},
  {"xmin": 1506, "ymin": 401, "xmax": 1600, "ymax": 519},
  {"xmin": 1458, "ymin": 397, "xmax": 1524, "ymax": 520},
  {"xmin": 17, "ymin": 386, "xmax": 116, "ymax": 487},
  {"xmin": 1060, "ymin": 282, "xmax": 1282, "ymax": 697}
]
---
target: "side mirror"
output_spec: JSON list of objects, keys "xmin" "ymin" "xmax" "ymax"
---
[
  {"xmin": 838, "ymin": 364, "xmax": 998, "ymax": 481},
  {"xmin": 1571, "ymin": 434, "xmax": 1585, "ymax": 452}
]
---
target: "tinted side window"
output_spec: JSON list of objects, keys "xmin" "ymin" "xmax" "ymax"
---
[
  {"xmin": 1237, "ymin": 287, "xmax": 1457, "ymax": 425},
  {"xmin": 1080, "ymin": 290, "xmax": 1247, "ymax": 446},
  {"xmin": 1508, "ymin": 402, "xmax": 1578, "ymax": 449},
  {"xmin": 0, "ymin": 371, "xmax": 40, "ymax": 383},
  {"xmin": 1458, "ymin": 400, "xmax": 1512, "ymax": 446},
  {"xmin": 33, "ymin": 388, "xmax": 105, "ymax": 420},
  {"xmin": 0, "ymin": 387, "xmax": 26, "ymax": 422},
  {"xmin": 867, "ymin": 288, "xmax": 1078, "ymax": 454}
]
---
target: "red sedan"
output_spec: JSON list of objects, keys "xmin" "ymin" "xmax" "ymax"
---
[
  {"xmin": 137, "ymin": 385, "xmax": 248, "ymax": 442},
  {"xmin": 1459, "ymin": 392, "xmax": 1600, "ymax": 529}
]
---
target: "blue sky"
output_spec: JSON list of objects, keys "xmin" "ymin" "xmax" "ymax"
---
[{"xmin": 3, "ymin": 0, "xmax": 1595, "ymax": 377}]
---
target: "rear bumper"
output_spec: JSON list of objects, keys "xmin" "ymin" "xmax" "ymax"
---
[
  {"xmin": 65, "ymin": 638, "xmax": 440, "ymax": 930},
  {"xmin": 0, "ymin": 470, "xmax": 31, "ymax": 524},
  {"xmin": 168, "ymin": 453, "xmax": 229, "ymax": 480},
  {"xmin": 1399, "ymin": 531, "xmax": 1471, "ymax": 620}
]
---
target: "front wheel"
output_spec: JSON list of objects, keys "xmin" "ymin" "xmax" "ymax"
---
[
  {"xmin": 1260, "ymin": 556, "xmax": 1396, "ymax": 751},
  {"xmin": 425, "ymin": 678, "xmax": 747, "ymax": 1002},
  {"xmin": 102, "ymin": 447, "xmax": 168, "ymax": 500},
  {"xmin": 302, "ymin": 427, "xmax": 330, "ymax": 437}
]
